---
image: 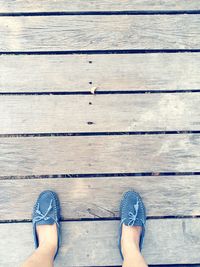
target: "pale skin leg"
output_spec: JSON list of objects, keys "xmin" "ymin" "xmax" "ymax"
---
[
  {"xmin": 21, "ymin": 224, "xmax": 57, "ymax": 267},
  {"xmin": 21, "ymin": 222, "xmax": 147, "ymax": 267},
  {"xmin": 121, "ymin": 224, "xmax": 148, "ymax": 267}
]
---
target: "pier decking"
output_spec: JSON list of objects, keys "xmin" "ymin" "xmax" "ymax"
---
[{"xmin": 0, "ymin": 1, "xmax": 200, "ymax": 266}]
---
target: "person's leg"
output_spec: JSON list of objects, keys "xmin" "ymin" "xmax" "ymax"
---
[
  {"xmin": 21, "ymin": 224, "xmax": 57, "ymax": 267},
  {"xmin": 121, "ymin": 224, "xmax": 148, "ymax": 267},
  {"xmin": 21, "ymin": 190, "xmax": 61, "ymax": 267}
]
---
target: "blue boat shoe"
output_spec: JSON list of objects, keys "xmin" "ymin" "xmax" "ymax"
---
[
  {"xmin": 118, "ymin": 191, "xmax": 146, "ymax": 259},
  {"xmin": 32, "ymin": 190, "xmax": 61, "ymax": 259}
]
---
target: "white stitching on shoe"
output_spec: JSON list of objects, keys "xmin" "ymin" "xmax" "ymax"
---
[
  {"xmin": 127, "ymin": 199, "xmax": 139, "ymax": 226},
  {"xmin": 33, "ymin": 199, "xmax": 59, "ymax": 226},
  {"xmin": 121, "ymin": 198, "xmax": 140, "ymax": 226}
]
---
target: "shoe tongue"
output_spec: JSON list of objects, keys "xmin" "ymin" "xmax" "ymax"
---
[{"xmin": 36, "ymin": 217, "xmax": 54, "ymax": 225}]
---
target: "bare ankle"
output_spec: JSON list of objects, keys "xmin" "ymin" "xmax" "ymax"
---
[
  {"xmin": 121, "ymin": 224, "xmax": 142, "ymax": 258},
  {"xmin": 36, "ymin": 224, "xmax": 58, "ymax": 256}
]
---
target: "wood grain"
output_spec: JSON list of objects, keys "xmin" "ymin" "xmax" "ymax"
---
[
  {"xmin": 0, "ymin": 175, "xmax": 199, "ymax": 221},
  {"xmin": 0, "ymin": 0, "xmax": 199, "ymax": 13},
  {"xmin": 0, "ymin": 134, "xmax": 199, "ymax": 177},
  {"xmin": 0, "ymin": 93, "xmax": 199, "ymax": 134},
  {"xmin": 0, "ymin": 219, "xmax": 199, "ymax": 266},
  {"xmin": 1, "ymin": 15, "xmax": 200, "ymax": 51},
  {"xmin": 1, "ymin": 53, "xmax": 200, "ymax": 92}
]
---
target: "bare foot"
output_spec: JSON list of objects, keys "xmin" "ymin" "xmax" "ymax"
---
[
  {"xmin": 36, "ymin": 224, "xmax": 58, "ymax": 256},
  {"xmin": 121, "ymin": 224, "xmax": 142, "ymax": 258}
]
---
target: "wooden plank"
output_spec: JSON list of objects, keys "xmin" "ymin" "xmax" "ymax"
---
[
  {"xmin": 0, "ymin": 134, "xmax": 199, "ymax": 177},
  {"xmin": 1, "ymin": 15, "xmax": 200, "ymax": 51},
  {"xmin": 0, "ymin": 175, "xmax": 199, "ymax": 221},
  {"xmin": 0, "ymin": 0, "xmax": 199, "ymax": 13},
  {"xmin": 1, "ymin": 53, "xmax": 200, "ymax": 92},
  {"xmin": 0, "ymin": 219, "xmax": 199, "ymax": 266},
  {"xmin": 0, "ymin": 93, "xmax": 199, "ymax": 134}
]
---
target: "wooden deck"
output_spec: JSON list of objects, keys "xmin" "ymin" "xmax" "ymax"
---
[{"xmin": 0, "ymin": 1, "xmax": 200, "ymax": 266}]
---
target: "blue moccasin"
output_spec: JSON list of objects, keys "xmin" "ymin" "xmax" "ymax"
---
[
  {"xmin": 32, "ymin": 190, "xmax": 61, "ymax": 259},
  {"xmin": 118, "ymin": 191, "xmax": 146, "ymax": 259}
]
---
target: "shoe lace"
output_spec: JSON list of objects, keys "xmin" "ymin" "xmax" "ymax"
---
[
  {"xmin": 120, "ymin": 198, "xmax": 139, "ymax": 226},
  {"xmin": 33, "ymin": 199, "xmax": 59, "ymax": 226},
  {"xmin": 127, "ymin": 200, "xmax": 139, "ymax": 226}
]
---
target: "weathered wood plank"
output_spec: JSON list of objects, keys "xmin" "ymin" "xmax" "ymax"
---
[
  {"xmin": 1, "ymin": 53, "xmax": 200, "ymax": 92},
  {"xmin": 0, "ymin": 93, "xmax": 199, "ymax": 134},
  {"xmin": 0, "ymin": 134, "xmax": 199, "ymax": 177},
  {"xmin": 0, "ymin": 219, "xmax": 199, "ymax": 266},
  {"xmin": 0, "ymin": 176, "xmax": 199, "ymax": 221},
  {"xmin": 0, "ymin": 0, "xmax": 199, "ymax": 13},
  {"xmin": 1, "ymin": 15, "xmax": 200, "ymax": 51}
]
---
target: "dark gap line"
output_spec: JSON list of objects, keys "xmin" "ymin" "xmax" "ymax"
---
[
  {"xmin": 1, "ymin": 49, "xmax": 200, "ymax": 55},
  {"xmin": 0, "ymin": 215, "xmax": 199, "ymax": 224},
  {"xmin": 35, "ymin": 266, "xmax": 199, "ymax": 267},
  {"xmin": 147, "ymin": 266, "xmax": 199, "ymax": 267},
  {"xmin": 1, "ymin": 89, "xmax": 200, "ymax": 95},
  {"xmin": 65, "ymin": 266, "xmax": 200, "ymax": 267},
  {"xmin": 55, "ymin": 266, "xmax": 200, "ymax": 267},
  {"xmin": 77, "ymin": 265, "xmax": 200, "ymax": 267},
  {"xmin": 155, "ymin": 266, "xmax": 200, "ymax": 267},
  {"xmin": 1, "ymin": 10, "xmax": 200, "ymax": 16},
  {"xmin": 1, "ymin": 172, "xmax": 200, "ymax": 181},
  {"xmin": 0, "ymin": 130, "xmax": 200, "ymax": 138}
]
